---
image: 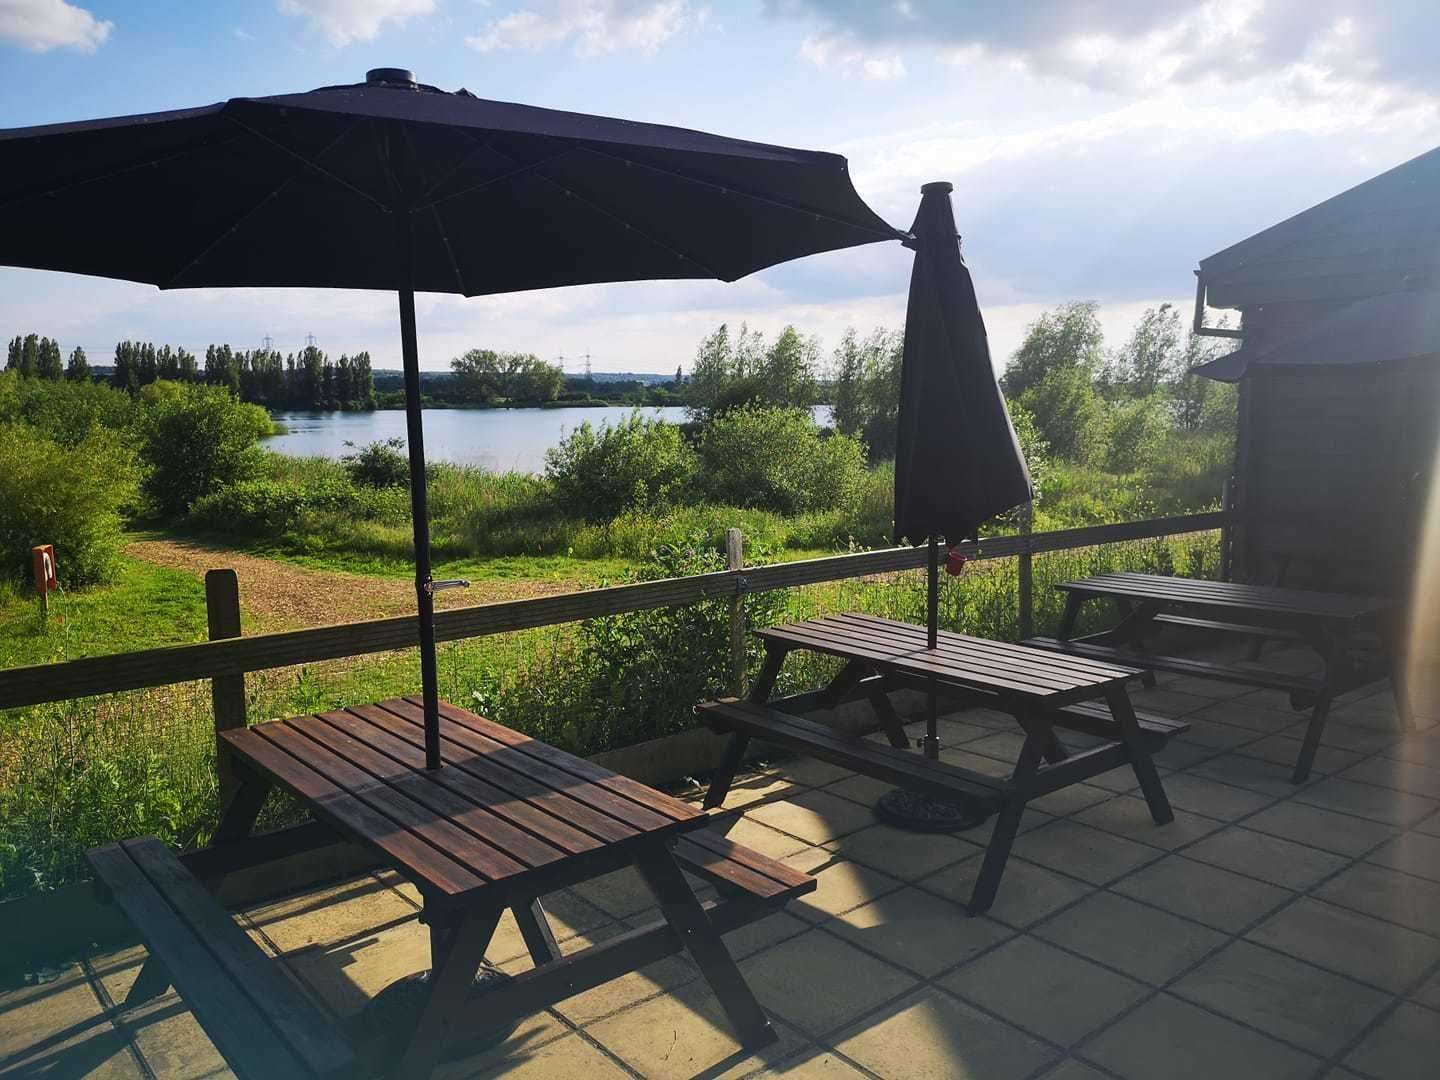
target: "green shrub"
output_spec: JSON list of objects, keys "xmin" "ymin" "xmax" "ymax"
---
[
  {"xmin": 189, "ymin": 475, "xmax": 408, "ymax": 537},
  {"xmin": 545, "ymin": 412, "xmax": 695, "ymax": 520},
  {"xmin": 138, "ymin": 382, "xmax": 272, "ymax": 515},
  {"xmin": 1017, "ymin": 365, "xmax": 1107, "ymax": 463},
  {"xmin": 0, "ymin": 369, "xmax": 137, "ymax": 444},
  {"xmin": 342, "ymin": 437, "xmax": 411, "ymax": 488},
  {"xmin": 0, "ymin": 422, "xmax": 139, "ymax": 585},
  {"xmin": 696, "ymin": 405, "xmax": 865, "ymax": 515},
  {"xmin": 1103, "ymin": 396, "xmax": 1169, "ymax": 473}
]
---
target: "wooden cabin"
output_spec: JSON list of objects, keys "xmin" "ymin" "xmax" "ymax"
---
[{"xmin": 1192, "ymin": 147, "xmax": 1440, "ymax": 605}]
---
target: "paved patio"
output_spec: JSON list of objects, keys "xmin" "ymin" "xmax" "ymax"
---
[{"xmin": 4, "ymin": 659, "xmax": 1440, "ymax": 1078}]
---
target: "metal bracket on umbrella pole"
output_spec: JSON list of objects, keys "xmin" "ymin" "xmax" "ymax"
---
[{"xmin": 426, "ymin": 578, "xmax": 471, "ymax": 594}]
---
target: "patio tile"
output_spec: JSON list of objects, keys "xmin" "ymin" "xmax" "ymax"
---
[
  {"xmin": 1315, "ymin": 863, "xmax": 1440, "ymax": 937},
  {"xmin": 1341, "ymin": 756, "xmax": 1440, "ymax": 799},
  {"xmin": 918, "ymin": 855, "xmax": 1093, "ymax": 928},
  {"xmin": 772, "ymin": 756, "xmax": 856, "ymax": 788},
  {"xmin": 1313, "ymin": 722, "xmax": 1402, "ymax": 754},
  {"xmin": 1190, "ymin": 700, "xmax": 1302, "ymax": 734},
  {"xmin": 287, "ymin": 917, "xmax": 430, "ymax": 1017},
  {"xmin": 569, "ymin": 865, "xmax": 677, "ymax": 921},
  {"xmin": 1243, "ymin": 801, "xmax": 1397, "ymax": 857},
  {"xmin": 708, "ymin": 813, "xmax": 817, "ymax": 861},
  {"xmin": 1148, "ymin": 773, "xmax": 1272, "ymax": 820},
  {"xmin": 1037, "ymin": 1060, "xmax": 1116, "ymax": 1080},
  {"xmin": 714, "ymin": 771, "xmax": 806, "ymax": 810},
  {"xmin": 466, "ymin": 1031, "xmax": 629, "ymax": 1078},
  {"xmin": 1418, "ymin": 810, "xmax": 1440, "ymax": 838},
  {"xmin": 823, "ymin": 823, "xmax": 980, "ymax": 881},
  {"xmin": 1185, "ymin": 752, "xmax": 1322, "ymax": 797},
  {"xmin": 1152, "ymin": 739, "xmax": 1224, "ymax": 770},
  {"xmin": 87, "ymin": 943, "xmax": 151, "ymax": 1007},
  {"xmin": 823, "ymin": 773, "xmax": 899, "ymax": 807},
  {"xmin": 1185, "ymin": 827, "xmax": 1349, "ymax": 890},
  {"xmin": 1175, "ymin": 719, "xmax": 1264, "ymax": 751},
  {"xmin": 751, "ymin": 1049, "xmax": 872, "ymax": 1077},
  {"xmin": 1172, "ymin": 939, "xmax": 1389, "ymax": 1056},
  {"xmin": 1343, "ymin": 1002, "xmax": 1440, "ymax": 1080},
  {"xmin": 740, "ymin": 929, "xmax": 917, "ymax": 1037},
  {"xmin": 1162, "ymin": 675, "xmax": 1254, "ymax": 700},
  {"xmin": 938, "ymin": 748, "xmax": 1014, "ymax": 778},
  {"xmin": 943, "ymin": 935, "xmax": 1147, "ymax": 1045},
  {"xmin": 1235, "ymin": 734, "xmax": 1363, "ymax": 775},
  {"xmin": 242, "ymin": 873, "xmax": 419, "ymax": 954},
  {"xmin": 1127, "ymin": 688, "xmax": 1213, "ymax": 718},
  {"xmin": 1414, "ymin": 969, "xmax": 1440, "ymax": 1010},
  {"xmin": 1367, "ymin": 831, "xmax": 1440, "ymax": 883},
  {"xmin": 832, "ymin": 987, "xmax": 1056, "ymax": 1080},
  {"xmin": 1247, "ymin": 897, "xmax": 1440, "ymax": 993},
  {"xmin": 1013, "ymin": 820, "xmax": 1159, "ymax": 885},
  {"xmin": 781, "ymin": 848, "xmax": 905, "ymax": 923},
  {"xmin": 1026, "ymin": 783, "xmax": 1115, "ymax": 817},
  {"xmin": 716, "ymin": 908, "xmax": 811, "ymax": 960},
  {"xmin": 552, "ymin": 950, "xmax": 696, "ymax": 1026},
  {"xmin": 1112, "ymin": 855, "xmax": 1292, "ymax": 933},
  {"xmin": 120, "ymin": 996, "xmax": 232, "ymax": 1080},
  {"xmin": 1330, "ymin": 691, "xmax": 1406, "ymax": 730},
  {"xmin": 0, "ymin": 964, "xmax": 110, "ymax": 1063},
  {"xmin": 963, "ymin": 731, "xmax": 1029, "ymax": 762},
  {"xmin": 1080, "ymin": 992, "xmax": 1321, "ymax": 1080},
  {"xmin": 1033, "ymin": 892, "xmax": 1226, "ymax": 984},
  {"xmin": 747, "ymin": 790, "xmax": 878, "ymax": 846},
  {"xmin": 1294, "ymin": 776, "xmax": 1439, "ymax": 826},
  {"xmin": 587, "ymin": 979, "xmax": 803, "ymax": 1080},
  {"xmin": 1071, "ymin": 795, "xmax": 1223, "ymax": 850},
  {"xmin": 1382, "ymin": 733, "xmax": 1440, "ymax": 767},
  {"xmin": 829, "ymin": 887, "xmax": 1011, "ymax": 977}
]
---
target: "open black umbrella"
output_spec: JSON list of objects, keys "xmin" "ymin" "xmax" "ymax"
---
[
  {"xmin": 879, "ymin": 181, "xmax": 1032, "ymax": 829},
  {"xmin": 0, "ymin": 67, "xmax": 902, "ymax": 768}
]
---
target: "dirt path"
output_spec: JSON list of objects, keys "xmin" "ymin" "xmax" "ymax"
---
[{"xmin": 125, "ymin": 537, "xmax": 582, "ymax": 631}]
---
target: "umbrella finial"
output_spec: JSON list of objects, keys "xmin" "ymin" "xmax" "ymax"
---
[
  {"xmin": 921, "ymin": 180, "xmax": 953, "ymax": 195},
  {"xmin": 367, "ymin": 68, "xmax": 417, "ymax": 88}
]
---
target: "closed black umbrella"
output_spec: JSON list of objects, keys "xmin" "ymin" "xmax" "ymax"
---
[
  {"xmin": 0, "ymin": 68, "xmax": 902, "ymax": 768},
  {"xmin": 879, "ymin": 181, "xmax": 1032, "ymax": 830}
]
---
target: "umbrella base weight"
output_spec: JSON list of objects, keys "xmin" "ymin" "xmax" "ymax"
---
[
  {"xmin": 366, "ymin": 963, "xmax": 519, "ymax": 1063},
  {"xmin": 873, "ymin": 787, "xmax": 992, "ymax": 833}
]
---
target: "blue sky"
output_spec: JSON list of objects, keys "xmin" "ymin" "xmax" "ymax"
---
[{"xmin": 2, "ymin": 0, "xmax": 1438, "ymax": 372}]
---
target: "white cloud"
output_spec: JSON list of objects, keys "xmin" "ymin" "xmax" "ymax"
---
[
  {"xmin": 276, "ymin": 0, "xmax": 435, "ymax": 46},
  {"xmin": 799, "ymin": 34, "xmax": 905, "ymax": 80},
  {"xmin": 466, "ymin": 0, "xmax": 694, "ymax": 56},
  {"xmin": 772, "ymin": 1, "xmax": 1440, "ymax": 103},
  {"xmin": 0, "ymin": 0, "xmax": 111, "ymax": 52}
]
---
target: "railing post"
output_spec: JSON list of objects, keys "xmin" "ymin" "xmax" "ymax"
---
[
  {"xmin": 726, "ymin": 528, "xmax": 745, "ymax": 697},
  {"xmin": 206, "ymin": 569, "xmax": 247, "ymax": 803},
  {"xmin": 1219, "ymin": 476, "xmax": 1236, "ymax": 582},
  {"xmin": 1017, "ymin": 501, "xmax": 1034, "ymax": 640}
]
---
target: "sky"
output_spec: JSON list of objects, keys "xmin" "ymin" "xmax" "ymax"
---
[{"xmin": 2, "ymin": 0, "xmax": 1438, "ymax": 374}]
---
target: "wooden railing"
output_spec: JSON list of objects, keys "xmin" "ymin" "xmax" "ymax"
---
[{"xmin": 0, "ymin": 510, "xmax": 1228, "ymax": 714}]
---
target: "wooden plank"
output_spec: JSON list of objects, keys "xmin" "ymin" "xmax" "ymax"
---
[
  {"xmin": 1150, "ymin": 613, "xmax": 1300, "ymax": 640},
  {"xmin": 379, "ymin": 699, "xmax": 677, "ymax": 833},
  {"xmin": 699, "ymin": 700, "xmax": 1008, "ymax": 804},
  {"xmin": 296, "ymin": 712, "xmax": 568, "ymax": 871},
  {"xmin": 0, "ymin": 512, "xmax": 1229, "ymax": 711},
  {"xmin": 346, "ymin": 703, "xmax": 639, "ymax": 845},
  {"xmin": 1024, "ymin": 637, "xmax": 1320, "ymax": 694},
  {"xmin": 672, "ymin": 838, "xmax": 796, "ymax": 901},
  {"xmin": 327, "ymin": 706, "xmax": 602, "ymax": 857},
  {"xmin": 423, "ymin": 699, "xmax": 704, "ymax": 824},
  {"xmin": 259, "ymin": 721, "xmax": 529, "ymax": 885},
  {"xmin": 1052, "ymin": 701, "xmax": 1188, "ymax": 742},
  {"xmin": 1060, "ymin": 572, "xmax": 1386, "ymax": 618},
  {"xmin": 220, "ymin": 727, "xmax": 484, "ymax": 897},
  {"xmin": 680, "ymin": 830, "xmax": 815, "ymax": 896},
  {"xmin": 121, "ymin": 838, "xmax": 354, "ymax": 1080},
  {"xmin": 86, "ymin": 844, "xmax": 315, "ymax": 1080}
]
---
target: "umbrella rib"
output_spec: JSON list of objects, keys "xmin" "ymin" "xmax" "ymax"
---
[
  {"xmin": 577, "ymin": 145, "xmax": 903, "ymax": 242},
  {"xmin": 409, "ymin": 148, "xmax": 577, "ymax": 213},
  {"xmin": 426, "ymin": 202, "xmax": 469, "ymax": 294},
  {"xmin": 0, "ymin": 128, "xmax": 246, "ymax": 213},
  {"xmin": 162, "ymin": 121, "xmax": 363, "ymax": 288},
  {"xmin": 223, "ymin": 113, "xmax": 392, "ymax": 213}
]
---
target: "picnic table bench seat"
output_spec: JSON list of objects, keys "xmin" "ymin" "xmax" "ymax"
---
[
  {"xmin": 1023, "ymin": 635, "xmax": 1322, "ymax": 696},
  {"xmin": 87, "ymin": 836, "xmax": 356, "ymax": 1080}
]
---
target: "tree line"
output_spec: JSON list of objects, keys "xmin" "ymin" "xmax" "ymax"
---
[{"xmin": 5, "ymin": 332, "xmax": 376, "ymax": 411}]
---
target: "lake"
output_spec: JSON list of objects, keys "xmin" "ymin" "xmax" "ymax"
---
[{"xmin": 266, "ymin": 405, "xmax": 834, "ymax": 474}]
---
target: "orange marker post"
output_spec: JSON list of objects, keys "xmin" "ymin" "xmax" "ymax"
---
[{"xmin": 32, "ymin": 544, "xmax": 57, "ymax": 620}]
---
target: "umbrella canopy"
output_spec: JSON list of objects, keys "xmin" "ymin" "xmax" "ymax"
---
[
  {"xmin": 893, "ymin": 182, "xmax": 1031, "ymax": 548},
  {"xmin": 0, "ymin": 68, "xmax": 900, "ymax": 293},
  {"xmin": 0, "ymin": 67, "xmax": 902, "ymax": 768}
]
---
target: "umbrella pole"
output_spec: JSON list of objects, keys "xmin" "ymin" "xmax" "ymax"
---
[
  {"xmin": 399, "ymin": 287, "xmax": 442, "ymax": 770},
  {"xmin": 924, "ymin": 534, "xmax": 940, "ymax": 760}
]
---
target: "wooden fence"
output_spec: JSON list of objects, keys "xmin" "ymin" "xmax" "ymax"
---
[{"xmin": 0, "ymin": 510, "xmax": 1228, "ymax": 718}]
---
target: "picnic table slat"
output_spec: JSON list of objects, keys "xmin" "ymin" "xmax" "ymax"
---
[
  {"xmin": 681, "ymin": 829, "xmax": 815, "ymax": 894},
  {"xmin": 380, "ymin": 698, "xmax": 675, "ymax": 833},
  {"xmin": 1060, "ymin": 572, "xmax": 1386, "ymax": 619},
  {"xmin": 351, "ymin": 702, "xmax": 640, "ymax": 845},
  {"xmin": 329, "ymin": 706, "xmax": 604, "ymax": 857},
  {"xmin": 298, "ymin": 712, "xmax": 569, "ymax": 872},
  {"xmin": 221, "ymin": 726, "xmax": 485, "ymax": 897}
]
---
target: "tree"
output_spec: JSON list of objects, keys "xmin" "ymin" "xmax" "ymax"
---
[
  {"xmin": 4, "ymin": 336, "xmax": 20, "ymax": 372},
  {"xmin": 66, "ymin": 346, "xmax": 90, "ymax": 382},
  {"xmin": 1104, "ymin": 303, "xmax": 1184, "ymax": 398},
  {"xmin": 35, "ymin": 337, "xmax": 63, "ymax": 380},
  {"xmin": 1016, "ymin": 364, "xmax": 1106, "ymax": 463},
  {"xmin": 19, "ymin": 334, "xmax": 40, "ymax": 378},
  {"xmin": 1001, "ymin": 301, "xmax": 1104, "ymax": 398},
  {"xmin": 450, "ymin": 349, "xmax": 562, "ymax": 404},
  {"xmin": 830, "ymin": 326, "xmax": 903, "ymax": 460},
  {"xmin": 112, "ymin": 341, "xmax": 139, "ymax": 392}
]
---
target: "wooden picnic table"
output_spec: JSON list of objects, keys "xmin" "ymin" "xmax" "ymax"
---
[
  {"xmin": 1024, "ymin": 571, "xmax": 1402, "ymax": 783},
  {"xmin": 699, "ymin": 613, "xmax": 1188, "ymax": 915},
  {"xmin": 178, "ymin": 697, "xmax": 803, "ymax": 1077}
]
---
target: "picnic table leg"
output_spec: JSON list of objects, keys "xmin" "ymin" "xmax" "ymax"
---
[
  {"xmin": 746, "ymin": 642, "xmax": 789, "ymax": 704},
  {"xmin": 1106, "ymin": 687, "xmax": 1173, "ymax": 825},
  {"xmin": 1379, "ymin": 617, "xmax": 1419, "ymax": 732},
  {"xmin": 635, "ymin": 842, "xmax": 776, "ymax": 1048},
  {"xmin": 1057, "ymin": 592, "xmax": 1085, "ymax": 640},
  {"xmin": 1110, "ymin": 599, "xmax": 1161, "ymax": 688},
  {"xmin": 127, "ymin": 760, "xmax": 274, "ymax": 1006},
  {"xmin": 967, "ymin": 716, "xmax": 1046, "ymax": 915},
  {"xmin": 866, "ymin": 676, "xmax": 912, "ymax": 750},
  {"xmin": 1292, "ymin": 627, "xmax": 1342, "ymax": 784},
  {"xmin": 816, "ymin": 660, "xmax": 867, "ymax": 709},
  {"xmin": 512, "ymin": 899, "xmax": 561, "ymax": 965},
  {"xmin": 396, "ymin": 907, "xmax": 503, "ymax": 1079},
  {"xmin": 704, "ymin": 643, "xmax": 791, "ymax": 809}
]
